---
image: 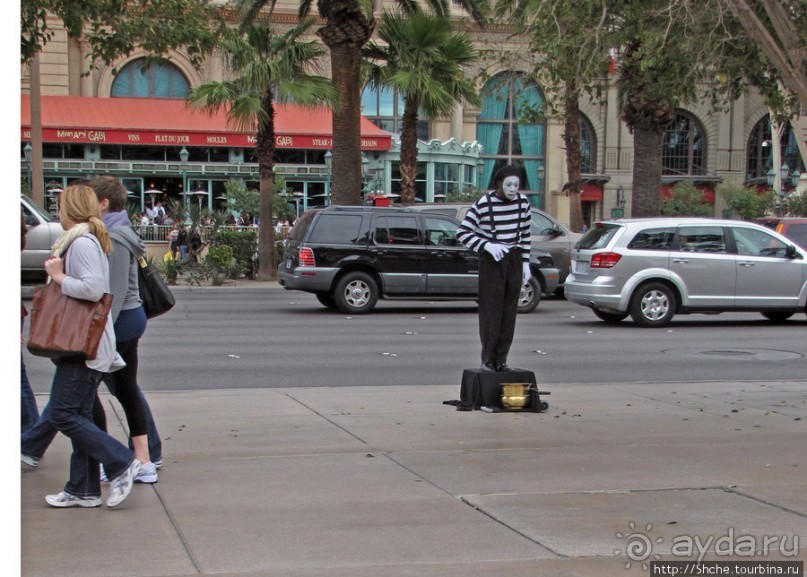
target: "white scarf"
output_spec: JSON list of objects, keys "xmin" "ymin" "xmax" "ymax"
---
[{"xmin": 51, "ymin": 223, "xmax": 91, "ymax": 257}]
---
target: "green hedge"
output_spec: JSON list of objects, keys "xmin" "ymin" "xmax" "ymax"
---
[{"xmin": 212, "ymin": 230, "xmax": 257, "ymax": 278}]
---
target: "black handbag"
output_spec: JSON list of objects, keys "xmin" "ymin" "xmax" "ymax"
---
[{"xmin": 137, "ymin": 256, "xmax": 175, "ymax": 318}]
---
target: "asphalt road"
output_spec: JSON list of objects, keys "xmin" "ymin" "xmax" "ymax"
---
[{"xmin": 22, "ymin": 283, "xmax": 807, "ymax": 393}]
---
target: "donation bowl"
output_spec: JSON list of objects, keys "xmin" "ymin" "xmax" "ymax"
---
[{"xmin": 501, "ymin": 383, "xmax": 530, "ymax": 409}]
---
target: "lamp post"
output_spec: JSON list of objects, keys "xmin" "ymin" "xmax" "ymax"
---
[
  {"xmin": 361, "ymin": 153, "xmax": 369, "ymax": 201},
  {"xmin": 613, "ymin": 185, "xmax": 626, "ymax": 219},
  {"xmin": 324, "ymin": 150, "xmax": 332, "ymax": 206},
  {"xmin": 476, "ymin": 158, "xmax": 484, "ymax": 192},
  {"xmin": 536, "ymin": 163, "xmax": 545, "ymax": 208},
  {"xmin": 179, "ymin": 146, "xmax": 189, "ymax": 210},
  {"xmin": 766, "ymin": 162, "xmax": 789, "ymax": 216},
  {"xmin": 24, "ymin": 143, "xmax": 33, "ymax": 190}
]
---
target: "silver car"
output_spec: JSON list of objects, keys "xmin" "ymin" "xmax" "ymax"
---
[
  {"xmin": 565, "ymin": 218, "xmax": 807, "ymax": 327},
  {"xmin": 21, "ymin": 195, "xmax": 64, "ymax": 283}
]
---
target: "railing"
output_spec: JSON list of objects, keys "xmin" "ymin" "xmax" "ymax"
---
[{"xmin": 137, "ymin": 224, "xmax": 259, "ymax": 243}]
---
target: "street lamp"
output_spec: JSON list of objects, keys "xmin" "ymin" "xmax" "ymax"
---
[
  {"xmin": 536, "ymin": 163, "xmax": 545, "ymax": 208},
  {"xmin": 324, "ymin": 150, "xmax": 332, "ymax": 206},
  {"xmin": 24, "ymin": 143, "xmax": 33, "ymax": 188},
  {"xmin": 179, "ymin": 146, "xmax": 189, "ymax": 209},
  {"xmin": 767, "ymin": 162, "xmax": 789, "ymax": 216},
  {"xmin": 476, "ymin": 157, "xmax": 484, "ymax": 190}
]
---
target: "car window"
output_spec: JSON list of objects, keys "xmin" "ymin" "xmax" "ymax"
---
[
  {"xmin": 373, "ymin": 216, "xmax": 421, "ymax": 245},
  {"xmin": 21, "ymin": 196, "xmax": 55, "ymax": 227},
  {"xmin": 287, "ymin": 211, "xmax": 316, "ymax": 241},
  {"xmin": 781, "ymin": 223, "xmax": 807, "ymax": 248},
  {"xmin": 308, "ymin": 214, "xmax": 363, "ymax": 244},
  {"xmin": 423, "ymin": 216, "xmax": 461, "ymax": 247},
  {"xmin": 418, "ymin": 207, "xmax": 459, "ymax": 219},
  {"xmin": 627, "ymin": 227, "xmax": 675, "ymax": 251},
  {"xmin": 676, "ymin": 226, "xmax": 727, "ymax": 254},
  {"xmin": 577, "ymin": 223, "xmax": 620, "ymax": 249},
  {"xmin": 732, "ymin": 227, "xmax": 791, "ymax": 258},
  {"xmin": 531, "ymin": 212, "xmax": 560, "ymax": 236}
]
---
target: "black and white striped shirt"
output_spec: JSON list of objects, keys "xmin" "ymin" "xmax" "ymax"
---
[{"xmin": 457, "ymin": 193, "xmax": 531, "ymax": 262}]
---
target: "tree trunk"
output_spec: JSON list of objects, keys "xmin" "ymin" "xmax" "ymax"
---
[
  {"xmin": 398, "ymin": 96, "xmax": 420, "ymax": 205},
  {"xmin": 563, "ymin": 80, "xmax": 584, "ymax": 232},
  {"xmin": 256, "ymin": 92, "xmax": 276, "ymax": 281},
  {"xmin": 317, "ymin": 5, "xmax": 374, "ymax": 206},
  {"xmin": 631, "ymin": 126, "xmax": 664, "ymax": 218}
]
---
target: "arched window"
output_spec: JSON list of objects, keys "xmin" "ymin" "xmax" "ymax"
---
[
  {"xmin": 360, "ymin": 86, "xmax": 429, "ymax": 141},
  {"xmin": 476, "ymin": 74, "xmax": 545, "ymax": 204},
  {"xmin": 746, "ymin": 115, "xmax": 803, "ymax": 182},
  {"xmin": 580, "ymin": 114, "xmax": 596, "ymax": 174},
  {"xmin": 111, "ymin": 58, "xmax": 190, "ymax": 99},
  {"xmin": 662, "ymin": 111, "xmax": 705, "ymax": 176}
]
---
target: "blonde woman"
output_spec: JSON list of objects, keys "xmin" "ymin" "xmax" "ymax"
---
[{"xmin": 41, "ymin": 184, "xmax": 141, "ymax": 508}]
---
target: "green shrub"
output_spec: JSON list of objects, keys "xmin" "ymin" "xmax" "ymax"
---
[
  {"xmin": 206, "ymin": 244, "xmax": 235, "ymax": 272},
  {"xmin": 718, "ymin": 182, "xmax": 776, "ymax": 220},
  {"xmin": 212, "ymin": 230, "xmax": 257, "ymax": 278},
  {"xmin": 783, "ymin": 192, "xmax": 807, "ymax": 216},
  {"xmin": 660, "ymin": 181, "xmax": 712, "ymax": 217}
]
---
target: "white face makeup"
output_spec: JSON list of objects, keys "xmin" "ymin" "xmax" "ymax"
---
[{"xmin": 501, "ymin": 176, "xmax": 520, "ymax": 200}]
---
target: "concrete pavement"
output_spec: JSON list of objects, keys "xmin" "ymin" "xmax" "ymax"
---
[{"xmin": 20, "ymin": 380, "xmax": 807, "ymax": 577}]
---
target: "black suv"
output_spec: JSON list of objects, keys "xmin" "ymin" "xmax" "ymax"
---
[{"xmin": 278, "ymin": 206, "xmax": 560, "ymax": 314}]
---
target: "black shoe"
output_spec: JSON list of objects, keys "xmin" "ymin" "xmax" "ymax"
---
[
  {"xmin": 480, "ymin": 363, "xmax": 497, "ymax": 372},
  {"xmin": 496, "ymin": 363, "xmax": 515, "ymax": 372}
]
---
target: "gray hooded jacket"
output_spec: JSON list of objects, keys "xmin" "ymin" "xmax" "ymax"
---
[{"xmin": 108, "ymin": 225, "xmax": 147, "ymax": 323}]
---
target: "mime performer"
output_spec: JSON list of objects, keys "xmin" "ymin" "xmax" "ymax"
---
[{"xmin": 458, "ymin": 165, "xmax": 532, "ymax": 372}]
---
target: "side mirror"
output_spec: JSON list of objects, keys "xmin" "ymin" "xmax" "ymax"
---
[{"xmin": 786, "ymin": 244, "xmax": 801, "ymax": 259}]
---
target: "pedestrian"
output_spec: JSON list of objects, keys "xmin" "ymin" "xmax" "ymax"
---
[
  {"xmin": 457, "ymin": 165, "xmax": 531, "ymax": 372},
  {"xmin": 37, "ymin": 184, "xmax": 141, "ymax": 508},
  {"xmin": 168, "ymin": 222, "xmax": 180, "ymax": 259},
  {"xmin": 21, "ymin": 213, "xmax": 40, "ymax": 432}
]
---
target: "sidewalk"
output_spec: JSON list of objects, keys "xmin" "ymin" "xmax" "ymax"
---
[{"xmin": 21, "ymin": 381, "xmax": 807, "ymax": 577}]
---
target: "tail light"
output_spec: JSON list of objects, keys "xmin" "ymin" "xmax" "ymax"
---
[
  {"xmin": 298, "ymin": 247, "xmax": 315, "ymax": 267},
  {"xmin": 590, "ymin": 252, "xmax": 622, "ymax": 268}
]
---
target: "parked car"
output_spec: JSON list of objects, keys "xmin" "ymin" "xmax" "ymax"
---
[
  {"xmin": 754, "ymin": 216, "xmax": 807, "ymax": 250},
  {"xmin": 565, "ymin": 218, "xmax": 807, "ymax": 327},
  {"xmin": 278, "ymin": 206, "xmax": 559, "ymax": 314},
  {"xmin": 21, "ymin": 194, "xmax": 64, "ymax": 283},
  {"xmin": 407, "ymin": 203, "xmax": 582, "ymax": 291}
]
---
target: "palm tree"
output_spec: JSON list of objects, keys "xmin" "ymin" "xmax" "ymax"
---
[
  {"xmin": 364, "ymin": 10, "xmax": 480, "ymax": 204},
  {"xmin": 187, "ymin": 20, "xmax": 336, "ymax": 280},
  {"xmin": 240, "ymin": 0, "xmax": 489, "ymax": 206}
]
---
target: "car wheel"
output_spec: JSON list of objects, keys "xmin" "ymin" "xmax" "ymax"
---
[
  {"xmin": 315, "ymin": 292, "xmax": 337, "ymax": 309},
  {"xmin": 517, "ymin": 277, "xmax": 541, "ymax": 313},
  {"xmin": 629, "ymin": 282, "xmax": 676, "ymax": 328},
  {"xmin": 761, "ymin": 311, "xmax": 793, "ymax": 323},
  {"xmin": 334, "ymin": 272, "xmax": 378, "ymax": 314},
  {"xmin": 592, "ymin": 309, "xmax": 629, "ymax": 323}
]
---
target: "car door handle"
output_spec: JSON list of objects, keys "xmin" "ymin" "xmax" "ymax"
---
[
  {"xmin": 672, "ymin": 258, "xmax": 689, "ymax": 264},
  {"xmin": 738, "ymin": 261, "xmax": 755, "ymax": 267}
]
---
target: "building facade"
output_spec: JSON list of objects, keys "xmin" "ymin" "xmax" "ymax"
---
[{"xmin": 20, "ymin": 6, "xmax": 807, "ymax": 227}]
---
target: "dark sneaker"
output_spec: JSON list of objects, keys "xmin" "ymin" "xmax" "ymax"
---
[
  {"xmin": 106, "ymin": 459, "xmax": 141, "ymax": 508},
  {"xmin": 45, "ymin": 491, "xmax": 102, "ymax": 508}
]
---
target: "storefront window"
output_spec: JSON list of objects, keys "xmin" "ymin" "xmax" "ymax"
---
[
  {"xmin": 580, "ymin": 115, "xmax": 596, "ymax": 174},
  {"xmin": 746, "ymin": 115, "xmax": 803, "ymax": 182},
  {"xmin": 361, "ymin": 86, "xmax": 428, "ymax": 140}
]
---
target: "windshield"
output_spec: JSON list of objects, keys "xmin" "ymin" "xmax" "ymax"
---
[{"xmin": 21, "ymin": 195, "xmax": 55, "ymax": 222}]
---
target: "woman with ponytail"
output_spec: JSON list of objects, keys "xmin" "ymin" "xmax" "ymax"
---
[{"xmin": 38, "ymin": 184, "xmax": 141, "ymax": 509}]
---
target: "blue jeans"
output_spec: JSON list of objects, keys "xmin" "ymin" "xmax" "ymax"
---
[
  {"xmin": 21, "ymin": 317, "xmax": 40, "ymax": 432},
  {"xmin": 49, "ymin": 360, "xmax": 134, "ymax": 498},
  {"xmin": 22, "ymin": 387, "xmax": 162, "ymax": 463}
]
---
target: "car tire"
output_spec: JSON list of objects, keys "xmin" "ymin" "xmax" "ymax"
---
[
  {"xmin": 315, "ymin": 292, "xmax": 337, "ymax": 309},
  {"xmin": 761, "ymin": 311, "xmax": 793, "ymax": 323},
  {"xmin": 517, "ymin": 277, "xmax": 541, "ymax": 313},
  {"xmin": 334, "ymin": 271, "xmax": 379, "ymax": 314},
  {"xmin": 592, "ymin": 309, "xmax": 629, "ymax": 323},
  {"xmin": 629, "ymin": 282, "xmax": 676, "ymax": 328}
]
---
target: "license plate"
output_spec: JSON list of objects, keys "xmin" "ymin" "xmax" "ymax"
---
[{"xmin": 573, "ymin": 260, "xmax": 589, "ymax": 274}]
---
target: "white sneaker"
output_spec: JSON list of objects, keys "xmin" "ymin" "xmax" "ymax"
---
[
  {"xmin": 106, "ymin": 459, "xmax": 141, "ymax": 508},
  {"xmin": 99, "ymin": 464, "xmax": 108, "ymax": 483},
  {"xmin": 21, "ymin": 454, "xmax": 40, "ymax": 468},
  {"xmin": 46, "ymin": 491, "xmax": 102, "ymax": 508},
  {"xmin": 154, "ymin": 458, "xmax": 163, "ymax": 470},
  {"xmin": 135, "ymin": 461, "xmax": 158, "ymax": 484}
]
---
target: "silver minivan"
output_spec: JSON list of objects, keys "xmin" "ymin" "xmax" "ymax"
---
[{"xmin": 565, "ymin": 218, "xmax": 807, "ymax": 327}]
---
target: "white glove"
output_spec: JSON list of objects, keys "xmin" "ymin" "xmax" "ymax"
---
[
  {"xmin": 483, "ymin": 243, "xmax": 510, "ymax": 262},
  {"xmin": 522, "ymin": 262, "xmax": 532, "ymax": 284}
]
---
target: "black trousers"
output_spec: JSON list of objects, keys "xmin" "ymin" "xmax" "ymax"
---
[{"xmin": 477, "ymin": 249, "xmax": 522, "ymax": 365}]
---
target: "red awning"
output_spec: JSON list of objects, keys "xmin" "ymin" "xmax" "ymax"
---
[
  {"xmin": 581, "ymin": 182, "xmax": 603, "ymax": 202},
  {"xmin": 21, "ymin": 95, "xmax": 392, "ymax": 151}
]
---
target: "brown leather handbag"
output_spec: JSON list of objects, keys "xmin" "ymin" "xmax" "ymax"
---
[{"xmin": 26, "ymin": 281, "xmax": 113, "ymax": 361}]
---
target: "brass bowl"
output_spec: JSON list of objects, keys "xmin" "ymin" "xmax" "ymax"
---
[
  {"xmin": 501, "ymin": 383, "xmax": 530, "ymax": 409},
  {"xmin": 502, "ymin": 395, "xmax": 528, "ymax": 408}
]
